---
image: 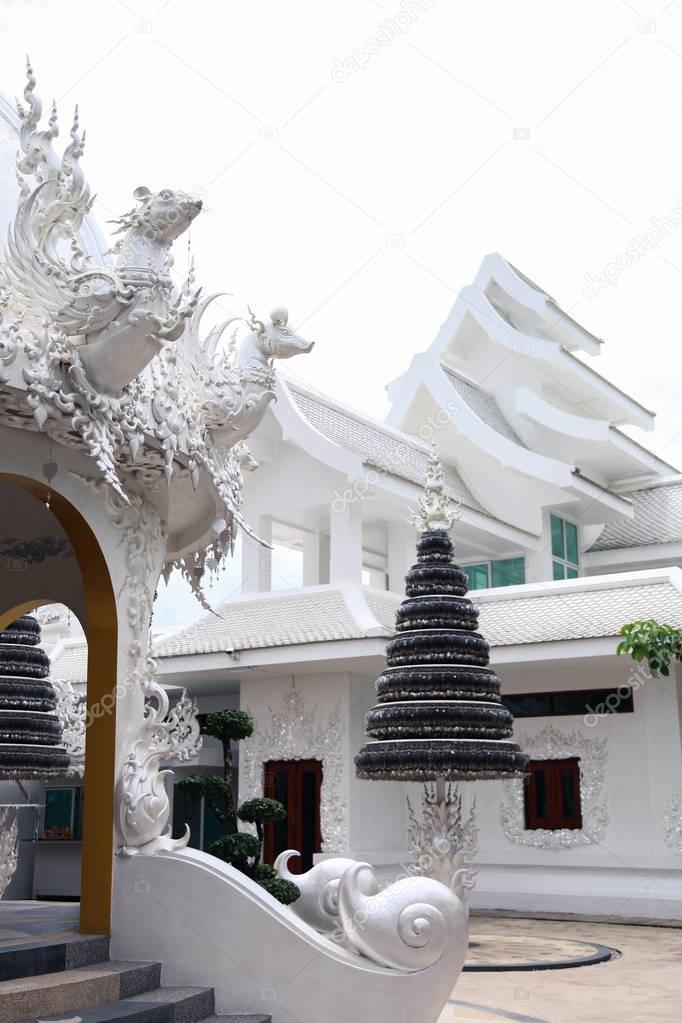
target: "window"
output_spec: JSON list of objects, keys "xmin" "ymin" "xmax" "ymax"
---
[
  {"xmin": 551, "ymin": 513, "xmax": 579, "ymax": 580},
  {"xmin": 463, "ymin": 557, "xmax": 525, "ymax": 591},
  {"xmin": 525, "ymin": 758, "xmax": 582, "ymax": 830},
  {"xmin": 503, "ymin": 687, "xmax": 634, "ymax": 718},
  {"xmin": 42, "ymin": 786, "xmax": 84, "ymax": 840}
]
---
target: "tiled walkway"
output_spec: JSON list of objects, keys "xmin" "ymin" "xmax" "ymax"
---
[
  {"xmin": 0, "ymin": 901, "xmax": 79, "ymax": 948},
  {"xmin": 443, "ymin": 915, "xmax": 682, "ymax": 1022}
]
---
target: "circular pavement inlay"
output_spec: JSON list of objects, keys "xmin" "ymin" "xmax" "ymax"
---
[{"xmin": 463, "ymin": 933, "xmax": 619, "ymax": 971}]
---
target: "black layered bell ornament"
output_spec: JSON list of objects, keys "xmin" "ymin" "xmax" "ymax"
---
[
  {"xmin": 355, "ymin": 448, "xmax": 528, "ymax": 782},
  {"xmin": 0, "ymin": 614, "xmax": 70, "ymax": 778}
]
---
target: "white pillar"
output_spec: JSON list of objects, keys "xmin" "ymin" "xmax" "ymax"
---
[
  {"xmin": 241, "ymin": 513, "xmax": 272, "ymax": 594},
  {"xmin": 388, "ymin": 521, "xmax": 414, "ymax": 594},
  {"xmin": 302, "ymin": 512, "xmax": 324, "ymax": 587},
  {"xmin": 329, "ymin": 499, "xmax": 363, "ymax": 584}
]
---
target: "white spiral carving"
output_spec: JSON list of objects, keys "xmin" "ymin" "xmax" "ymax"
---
[
  {"xmin": 274, "ymin": 849, "xmax": 356, "ymax": 933},
  {"xmin": 337, "ymin": 862, "xmax": 467, "ymax": 973}
]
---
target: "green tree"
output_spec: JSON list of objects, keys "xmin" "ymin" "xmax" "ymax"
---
[
  {"xmin": 617, "ymin": 619, "xmax": 682, "ymax": 677},
  {"xmin": 176, "ymin": 709, "xmax": 299, "ymax": 905}
]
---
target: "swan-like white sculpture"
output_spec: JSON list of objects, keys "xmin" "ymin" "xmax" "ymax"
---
[
  {"xmin": 274, "ymin": 848, "xmax": 356, "ymax": 933},
  {"xmin": 113, "ymin": 847, "xmax": 469, "ymax": 1023},
  {"xmin": 337, "ymin": 861, "xmax": 467, "ymax": 972},
  {"xmin": 276, "ymin": 850, "xmax": 468, "ymax": 973}
]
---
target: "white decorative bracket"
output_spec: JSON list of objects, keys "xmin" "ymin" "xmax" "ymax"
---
[{"xmin": 407, "ymin": 782, "xmax": 478, "ymax": 899}]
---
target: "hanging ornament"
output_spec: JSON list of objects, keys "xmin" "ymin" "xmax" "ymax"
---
[{"xmin": 41, "ymin": 448, "xmax": 58, "ymax": 509}]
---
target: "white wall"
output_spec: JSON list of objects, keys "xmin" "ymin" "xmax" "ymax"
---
[{"xmin": 466, "ymin": 660, "xmax": 682, "ymax": 919}]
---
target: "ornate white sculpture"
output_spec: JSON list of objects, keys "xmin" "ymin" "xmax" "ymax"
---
[
  {"xmin": 408, "ymin": 444, "xmax": 460, "ymax": 532},
  {"xmin": 337, "ymin": 861, "xmax": 467, "ymax": 972},
  {"xmin": 407, "ymin": 783, "xmax": 478, "ymax": 899},
  {"xmin": 240, "ymin": 685, "xmax": 348, "ymax": 852},
  {"xmin": 500, "ymin": 721, "xmax": 608, "ymax": 850},
  {"xmin": 119, "ymin": 654, "xmax": 202, "ymax": 856},
  {"xmin": 52, "ymin": 678, "xmax": 86, "ymax": 773},
  {"xmin": 5, "ymin": 60, "xmax": 200, "ymax": 395},
  {"xmin": 274, "ymin": 849, "xmax": 356, "ymax": 933},
  {"xmin": 663, "ymin": 790, "xmax": 682, "ymax": 853},
  {"xmin": 0, "ymin": 807, "xmax": 19, "ymax": 898},
  {"xmin": 275, "ymin": 851, "xmax": 468, "ymax": 973},
  {"xmin": 0, "ymin": 62, "xmax": 312, "ymax": 600}
]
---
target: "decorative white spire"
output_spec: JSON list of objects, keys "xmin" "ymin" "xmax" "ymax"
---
[{"xmin": 409, "ymin": 444, "xmax": 459, "ymax": 532}]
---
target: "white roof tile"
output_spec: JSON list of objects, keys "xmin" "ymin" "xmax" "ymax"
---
[
  {"xmin": 155, "ymin": 575, "xmax": 682, "ymax": 658},
  {"xmin": 50, "ymin": 639, "xmax": 88, "ymax": 683},
  {"xmin": 588, "ymin": 481, "xmax": 682, "ymax": 550},
  {"xmin": 476, "ymin": 579, "xmax": 682, "ymax": 645},
  {"xmin": 441, "ymin": 368, "xmax": 527, "ymax": 447},
  {"xmin": 154, "ymin": 587, "xmax": 373, "ymax": 657},
  {"xmin": 288, "ymin": 385, "xmax": 486, "ymax": 513}
]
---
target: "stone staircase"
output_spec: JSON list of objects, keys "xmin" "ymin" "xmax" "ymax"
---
[{"xmin": 0, "ymin": 931, "xmax": 270, "ymax": 1023}]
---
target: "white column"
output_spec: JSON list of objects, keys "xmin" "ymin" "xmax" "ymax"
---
[
  {"xmin": 387, "ymin": 521, "xmax": 414, "ymax": 594},
  {"xmin": 241, "ymin": 513, "xmax": 272, "ymax": 594},
  {"xmin": 329, "ymin": 499, "xmax": 363, "ymax": 584},
  {"xmin": 302, "ymin": 511, "xmax": 323, "ymax": 587}
]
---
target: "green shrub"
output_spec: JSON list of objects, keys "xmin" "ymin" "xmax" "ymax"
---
[
  {"xmin": 617, "ymin": 619, "xmax": 682, "ymax": 677},
  {"xmin": 257, "ymin": 876, "xmax": 300, "ymax": 905},
  {"xmin": 180, "ymin": 706, "xmax": 300, "ymax": 906}
]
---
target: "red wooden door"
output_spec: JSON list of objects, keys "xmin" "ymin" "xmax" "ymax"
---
[{"xmin": 263, "ymin": 759, "xmax": 322, "ymax": 873}]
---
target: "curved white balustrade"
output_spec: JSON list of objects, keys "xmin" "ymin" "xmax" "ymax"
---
[{"xmin": 113, "ymin": 847, "xmax": 468, "ymax": 1023}]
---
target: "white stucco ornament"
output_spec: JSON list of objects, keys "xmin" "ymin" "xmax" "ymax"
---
[
  {"xmin": 0, "ymin": 807, "xmax": 19, "ymax": 898},
  {"xmin": 274, "ymin": 849, "xmax": 356, "ymax": 933},
  {"xmin": 0, "ymin": 60, "xmax": 312, "ymax": 609},
  {"xmin": 500, "ymin": 721, "xmax": 608, "ymax": 850},
  {"xmin": 119, "ymin": 653, "xmax": 202, "ymax": 855},
  {"xmin": 408, "ymin": 444, "xmax": 460, "ymax": 532},
  {"xmin": 274, "ymin": 850, "xmax": 468, "ymax": 973},
  {"xmin": 663, "ymin": 790, "xmax": 682, "ymax": 853},
  {"xmin": 337, "ymin": 861, "xmax": 468, "ymax": 972},
  {"xmin": 407, "ymin": 783, "xmax": 478, "ymax": 898},
  {"xmin": 241, "ymin": 684, "xmax": 348, "ymax": 852},
  {"xmin": 52, "ymin": 677, "xmax": 86, "ymax": 773}
]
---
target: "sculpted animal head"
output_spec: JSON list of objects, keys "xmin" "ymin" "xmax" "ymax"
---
[
  {"xmin": 249, "ymin": 307, "xmax": 314, "ymax": 360},
  {"xmin": 112, "ymin": 186, "xmax": 203, "ymax": 245}
]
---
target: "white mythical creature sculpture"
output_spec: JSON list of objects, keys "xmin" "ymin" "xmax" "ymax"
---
[
  {"xmin": 4, "ymin": 59, "xmax": 200, "ymax": 393},
  {"xmin": 275, "ymin": 852, "xmax": 468, "ymax": 973},
  {"xmin": 183, "ymin": 300, "xmax": 314, "ymax": 444}
]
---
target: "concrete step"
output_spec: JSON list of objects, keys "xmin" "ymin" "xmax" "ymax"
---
[
  {"xmin": 0, "ymin": 934, "xmax": 111, "ymax": 982},
  {"xmin": 203, "ymin": 1015, "xmax": 272, "ymax": 1022},
  {"xmin": 21, "ymin": 986, "xmax": 218, "ymax": 1023},
  {"xmin": 0, "ymin": 960, "xmax": 162, "ymax": 1023}
]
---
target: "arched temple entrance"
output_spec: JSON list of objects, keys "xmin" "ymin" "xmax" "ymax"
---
[{"xmin": 0, "ymin": 474, "xmax": 118, "ymax": 934}]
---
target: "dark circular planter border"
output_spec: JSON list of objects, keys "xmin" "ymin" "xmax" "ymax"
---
[{"xmin": 463, "ymin": 937, "xmax": 620, "ymax": 972}]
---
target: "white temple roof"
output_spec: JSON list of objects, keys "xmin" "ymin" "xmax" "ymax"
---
[
  {"xmin": 49, "ymin": 638, "xmax": 88, "ymax": 684},
  {"xmin": 154, "ymin": 570, "xmax": 682, "ymax": 658},
  {"xmin": 588, "ymin": 479, "xmax": 682, "ymax": 551},
  {"xmin": 286, "ymin": 381, "xmax": 487, "ymax": 514}
]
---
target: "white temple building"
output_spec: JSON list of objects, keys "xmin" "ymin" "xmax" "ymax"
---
[{"xmin": 10, "ymin": 253, "xmax": 682, "ymax": 921}]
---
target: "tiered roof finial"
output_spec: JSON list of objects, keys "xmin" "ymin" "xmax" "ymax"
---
[{"xmin": 409, "ymin": 444, "xmax": 459, "ymax": 533}]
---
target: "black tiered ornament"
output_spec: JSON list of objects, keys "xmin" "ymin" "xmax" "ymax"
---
[
  {"xmin": 0, "ymin": 614, "xmax": 70, "ymax": 778},
  {"xmin": 355, "ymin": 450, "xmax": 527, "ymax": 782}
]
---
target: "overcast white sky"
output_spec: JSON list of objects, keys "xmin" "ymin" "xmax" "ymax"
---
[{"xmin": 5, "ymin": 0, "xmax": 682, "ymax": 624}]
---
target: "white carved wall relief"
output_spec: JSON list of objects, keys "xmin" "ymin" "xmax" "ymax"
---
[
  {"xmin": 240, "ymin": 684, "xmax": 348, "ymax": 853},
  {"xmin": 500, "ymin": 721, "xmax": 608, "ymax": 850}
]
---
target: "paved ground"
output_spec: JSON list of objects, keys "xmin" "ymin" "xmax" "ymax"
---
[
  {"xmin": 442, "ymin": 915, "xmax": 682, "ymax": 1022},
  {"xmin": 2, "ymin": 903, "xmax": 681, "ymax": 1021},
  {"xmin": 0, "ymin": 901, "xmax": 79, "ymax": 948}
]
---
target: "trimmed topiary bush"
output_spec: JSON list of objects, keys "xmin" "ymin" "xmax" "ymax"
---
[{"xmin": 176, "ymin": 707, "xmax": 299, "ymax": 905}]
